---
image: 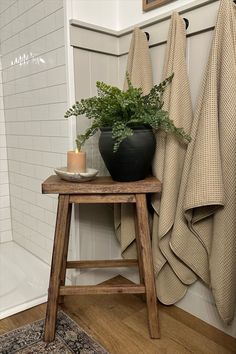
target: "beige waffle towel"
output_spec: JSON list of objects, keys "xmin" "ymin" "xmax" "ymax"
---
[
  {"xmin": 152, "ymin": 12, "xmax": 195, "ymax": 304},
  {"xmin": 171, "ymin": 0, "xmax": 236, "ymax": 323},
  {"xmin": 114, "ymin": 27, "xmax": 153, "ymax": 258}
]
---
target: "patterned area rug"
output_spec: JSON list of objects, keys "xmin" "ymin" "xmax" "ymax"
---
[{"xmin": 0, "ymin": 311, "xmax": 109, "ymax": 353}]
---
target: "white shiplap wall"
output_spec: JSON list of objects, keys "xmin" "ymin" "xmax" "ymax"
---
[
  {"xmin": 73, "ymin": 49, "xmax": 121, "ymax": 273},
  {"xmin": 0, "ymin": 0, "xmax": 70, "ymax": 263},
  {"xmin": 0, "ymin": 46, "xmax": 12, "ymax": 243}
]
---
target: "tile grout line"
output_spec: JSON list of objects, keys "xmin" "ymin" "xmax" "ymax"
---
[
  {"xmin": 3, "ymin": 82, "xmax": 66, "ymax": 98},
  {"xmin": 0, "ymin": 5, "xmax": 63, "ymax": 44},
  {"xmin": 2, "ymin": 45, "xmax": 65, "ymax": 72},
  {"xmin": 0, "ymin": 0, "xmax": 18, "ymax": 17},
  {"xmin": 3, "ymin": 100, "xmax": 67, "ymax": 110},
  {"xmin": 1, "ymin": 26, "xmax": 64, "ymax": 57},
  {"xmin": 0, "ymin": 0, "xmax": 43, "ymax": 31}
]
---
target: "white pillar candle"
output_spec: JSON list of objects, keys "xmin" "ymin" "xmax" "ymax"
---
[{"xmin": 67, "ymin": 151, "xmax": 86, "ymax": 172}]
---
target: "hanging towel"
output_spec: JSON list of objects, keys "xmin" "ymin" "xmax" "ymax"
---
[
  {"xmin": 171, "ymin": 0, "xmax": 236, "ymax": 323},
  {"xmin": 152, "ymin": 12, "xmax": 195, "ymax": 304},
  {"xmin": 114, "ymin": 27, "xmax": 153, "ymax": 258}
]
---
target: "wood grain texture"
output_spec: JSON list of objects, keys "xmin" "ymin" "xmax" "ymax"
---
[
  {"xmin": 134, "ymin": 204, "xmax": 145, "ymax": 289},
  {"xmin": 143, "ymin": 0, "xmax": 175, "ymax": 12},
  {"xmin": 66, "ymin": 259, "xmax": 138, "ymax": 269},
  {"xmin": 42, "ymin": 175, "xmax": 161, "ymax": 195},
  {"xmin": 59, "ymin": 284, "xmax": 146, "ymax": 295},
  {"xmin": 69, "ymin": 194, "xmax": 136, "ymax": 203},
  {"xmin": 59, "ymin": 202, "xmax": 72, "ymax": 305},
  {"xmin": 43, "ymin": 176, "xmax": 161, "ymax": 342},
  {"xmin": 135, "ymin": 194, "xmax": 160, "ymax": 339},
  {"xmin": 0, "ymin": 277, "xmax": 235, "ymax": 354},
  {"xmin": 44, "ymin": 195, "xmax": 70, "ymax": 342}
]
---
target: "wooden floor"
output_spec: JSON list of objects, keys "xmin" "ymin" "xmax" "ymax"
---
[{"xmin": 0, "ymin": 276, "xmax": 235, "ymax": 354}]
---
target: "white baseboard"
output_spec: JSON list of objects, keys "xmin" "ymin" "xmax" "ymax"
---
[{"xmin": 176, "ymin": 283, "xmax": 236, "ymax": 338}]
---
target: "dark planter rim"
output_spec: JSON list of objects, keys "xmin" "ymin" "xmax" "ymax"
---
[{"xmin": 100, "ymin": 125, "xmax": 152, "ymax": 132}]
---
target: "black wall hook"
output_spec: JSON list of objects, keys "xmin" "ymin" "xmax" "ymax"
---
[
  {"xmin": 144, "ymin": 31, "xmax": 150, "ymax": 41},
  {"xmin": 144, "ymin": 18, "xmax": 188, "ymax": 42},
  {"xmin": 183, "ymin": 18, "xmax": 189, "ymax": 30}
]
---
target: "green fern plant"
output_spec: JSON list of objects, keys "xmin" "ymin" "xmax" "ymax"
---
[{"xmin": 65, "ymin": 73, "xmax": 191, "ymax": 152}]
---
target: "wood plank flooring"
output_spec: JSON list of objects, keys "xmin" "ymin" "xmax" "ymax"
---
[{"xmin": 0, "ymin": 276, "xmax": 235, "ymax": 354}]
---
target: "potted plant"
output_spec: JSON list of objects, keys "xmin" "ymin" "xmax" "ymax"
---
[{"xmin": 64, "ymin": 74, "xmax": 191, "ymax": 181}]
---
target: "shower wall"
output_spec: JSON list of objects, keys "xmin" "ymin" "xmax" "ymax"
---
[
  {"xmin": 0, "ymin": 47, "xmax": 12, "ymax": 243},
  {"xmin": 0, "ymin": 0, "xmax": 69, "ymax": 263}
]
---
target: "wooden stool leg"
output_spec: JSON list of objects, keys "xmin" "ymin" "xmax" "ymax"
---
[
  {"xmin": 134, "ymin": 205, "xmax": 146, "ymax": 302},
  {"xmin": 135, "ymin": 194, "xmax": 160, "ymax": 339},
  {"xmin": 44, "ymin": 195, "xmax": 70, "ymax": 343},
  {"xmin": 59, "ymin": 202, "xmax": 72, "ymax": 304}
]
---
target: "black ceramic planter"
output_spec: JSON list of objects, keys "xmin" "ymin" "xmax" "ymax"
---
[{"xmin": 99, "ymin": 126, "xmax": 156, "ymax": 182}]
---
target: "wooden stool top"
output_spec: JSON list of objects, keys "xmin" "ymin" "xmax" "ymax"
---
[{"xmin": 42, "ymin": 175, "xmax": 161, "ymax": 195}]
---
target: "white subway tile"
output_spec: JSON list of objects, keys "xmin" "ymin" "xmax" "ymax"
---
[
  {"xmin": 36, "ymin": 193, "xmax": 54, "ymax": 212},
  {"xmin": 0, "ymin": 207, "xmax": 11, "ymax": 220},
  {"xmin": 32, "ymin": 136, "xmax": 51, "ymax": 151},
  {"xmin": 0, "ymin": 122, "xmax": 6, "ymax": 135},
  {"xmin": 0, "ymin": 97, "xmax": 4, "ymax": 110},
  {"xmin": 33, "ymin": 164, "xmax": 53, "ymax": 181},
  {"xmin": 0, "ymin": 229, "xmax": 12, "ymax": 242},
  {"xmin": 40, "ymin": 120, "xmax": 67, "ymax": 137},
  {"xmin": 45, "ymin": 28, "xmax": 64, "ymax": 51},
  {"xmin": 0, "ymin": 111, "xmax": 5, "ymax": 122},
  {"xmin": 60, "ymin": 152, "xmax": 66, "ymax": 167},
  {"xmin": 8, "ymin": 159, "xmax": 20, "ymax": 173},
  {"xmin": 44, "ymin": 209, "xmax": 56, "ymax": 226},
  {"xmin": 42, "ymin": 151, "xmax": 63, "ymax": 167},
  {"xmin": 26, "ymin": 176, "xmax": 41, "ymax": 193},
  {"xmin": 0, "ymin": 172, "xmax": 9, "ymax": 184},
  {"xmin": 24, "ymin": 121, "xmax": 41, "ymax": 135},
  {"xmin": 11, "ymin": 195, "xmax": 30, "ymax": 215},
  {"xmin": 9, "ymin": 184, "xmax": 22, "ymax": 199},
  {"xmin": 0, "ymin": 195, "xmax": 10, "ymax": 208},
  {"xmin": 50, "ymin": 137, "xmax": 69, "ymax": 153},
  {"xmin": 0, "ymin": 160, "xmax": 8, "ymax": 172},
  {"xmin": 16, "ymin": 107, "xmax": 31, "ymax": 122},
  {"xmin": 25, "ymin": 149, "xmax": 43, "ymax": 165},
  {"xmin": 6, "ymin": 135, "xmax": 18, "ymax": 148},
  {"xmin": 11, "ymin": 208, "xmax": 24, "ymax": 223},
  {"xmin": 3, "ymin": 81, "xmax": 16, "ymax": 96},
  {"xmin": 0, "ymin": 135, "xmax": 6, "ymax": 147},
  {"xmin": 6, "ymin": 121, "xmax": 25, "ymax": 135},
  {"xmin": 0, "ymin": 184, "xmax": 9, "ymax": 196},
  {"xmin": 48, "ymin": 102, "xmax": 67, "ymax": 119},
  {"xmin": 4, "ymin": 109, "xmax": 17, "ymax": 122},
  {"xmin": 18, "ymin": 136, "xmax": 33, "ymax": 149},
  {"xmin": 31, "ymin": 71, "xmax": 47, "ymax": 90},
  {"xmin": 43, "ymin": 0, "xmax": 63, "ymax": 17},
  {"xmin": 0, "ymin": 218, "xmax": 11, "ymax": 231},
  {"xmin": 47, "ymin": 66, "xmax": 66, "ymax": 86},
  {"xmin": 29, "ymin": 202, "xmax": 45, "ymax": 221}
]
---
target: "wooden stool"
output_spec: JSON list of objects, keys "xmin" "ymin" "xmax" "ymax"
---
[{"xmin": 42, "ymin": 175, "xmax": 161, "ymax": 342}]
